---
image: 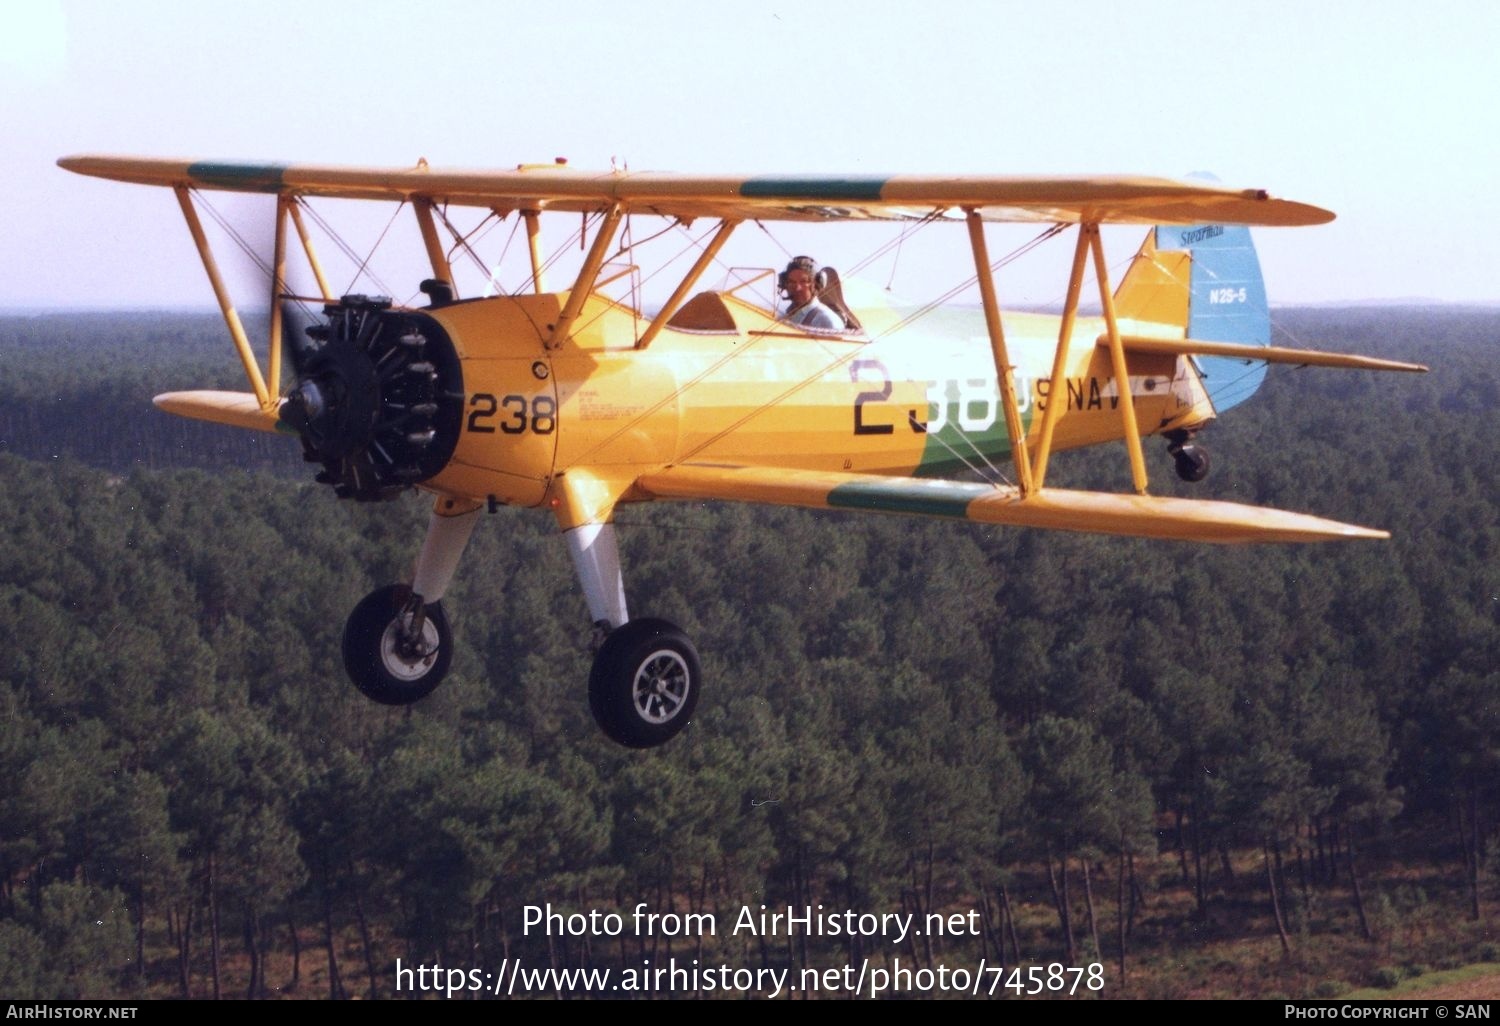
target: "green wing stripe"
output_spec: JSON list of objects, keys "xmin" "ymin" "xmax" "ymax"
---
[
  {"xmin": 826, "ymin": 479, "xmax": 987, "ymax": 518},
  {"xmin": 741, "ymin": 177, "xmax": 890, "ymax": 201},
  {"xmin": 186, "ymin": 162, "xmax": 288, "ymax": 192}
]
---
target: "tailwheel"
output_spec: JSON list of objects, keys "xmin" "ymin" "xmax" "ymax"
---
[
  {"xmin": 1170, "ymin": 442, "xmax": 1211, "ymax": 483},
  {"xmin": 1166, "ymin": 430, "xmax": 1211, "ymax": 483},
  {"xmin": 342, "ymin": 584, "xmax": 452, "ymax": 705},
  {"xmin": 588, "ymin": 618, "xmax": 700, "ymax": 748}
]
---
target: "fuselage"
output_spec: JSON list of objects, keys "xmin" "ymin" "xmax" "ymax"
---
[{"xmin": 416, "ymin": 286, "xmax": 1216, "ymax": 512}]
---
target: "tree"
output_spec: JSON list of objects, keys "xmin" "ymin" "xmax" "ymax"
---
[{"xmin": 1021, "ymin": 716, "xmax": 1118, "ymax": 961}]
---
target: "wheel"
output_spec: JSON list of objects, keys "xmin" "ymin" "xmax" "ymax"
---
[
  {"xmin": 1172, "ymin": 443, "xmax": 1211, "ymax": 483},
  {"xmin": 588, "ymin": 618, "xmax": 700, "ymax": 748},
  {"xmin": 342, "ymin": 585, "xmax": 452, "ymax": 705}
]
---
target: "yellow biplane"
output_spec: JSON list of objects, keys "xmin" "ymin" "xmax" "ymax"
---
[{"xmin": 59, "ymin": 155, "xmax": 1424, "ymax": 747}]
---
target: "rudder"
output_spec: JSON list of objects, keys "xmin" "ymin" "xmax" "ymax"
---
[{"xmin": 1115, "ymin": 221, "xmax": 1271, "ymax": 414}]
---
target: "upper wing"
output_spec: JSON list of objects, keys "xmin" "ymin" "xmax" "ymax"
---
[
  {"xmin": 58, "ymin": 156, "xmax": 1333, "ymax": 227},
  {"xmin": 636, "ymin": 463, "xmax": 1385, "ymax": 544}
]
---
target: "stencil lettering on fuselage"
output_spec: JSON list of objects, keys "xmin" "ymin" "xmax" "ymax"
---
[
  {"xmin": 912, "ymin": 371, "xmax": 1175, "ymax": 478},
  {"xmin": 914, "ymin": 375, "xmax": 1030, "ymax": 477}
]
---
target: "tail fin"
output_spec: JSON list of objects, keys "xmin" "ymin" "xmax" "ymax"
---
[{"xmin": 1115, "ymin": 222, "xmax": 1271, "ymax": 414}]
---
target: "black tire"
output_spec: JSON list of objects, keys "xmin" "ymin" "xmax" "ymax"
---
[
  {"xmin": 342, "ymin": 585, "xmax": 452, "ymax": 705},
  {"xmin": 1173, "ymin": 443, "xmax": 1211, "ymax": 483},
  {"xmin": 588, "ymin": 618, "xmax": 700, "ymax": 748}
]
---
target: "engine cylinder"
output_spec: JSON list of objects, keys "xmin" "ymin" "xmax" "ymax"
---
[{"xmin": 283, "ymin": 295, "xmax": 463, "ymax": 501}]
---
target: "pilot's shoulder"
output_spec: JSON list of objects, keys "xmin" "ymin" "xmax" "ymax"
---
[{"xmin": 804, "ymin": 304, "xmax": 845, "ymax": 330}]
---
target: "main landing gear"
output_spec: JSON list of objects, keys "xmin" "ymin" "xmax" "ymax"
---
[
  {"xmin": 566, "ymin": 522, "xmax": 700, "ymax": 748},
  {"xmin": 342, "ymin": 584, "xmax": 452, "ymax": 705},
  {"xmin": 342, "ymin": 503, "xmax": 478, "ymax": 707},
  {"xmin": 339, "ymin": 507, "xmax": 699, "ymax": 748},
  {"xmin": 1165, "ymin": 429, "xmax": 1211, "ymax": 483},
  {"xmin": 588, "ymin": 618, "xmax": 700, "ymax": 749}
]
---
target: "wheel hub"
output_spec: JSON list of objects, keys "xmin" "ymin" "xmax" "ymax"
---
[
  {"xmin": 632, "ymin": 650, "xmax": 690, "ymax": 724},
  {"xmin": 379, "ymin": 617, "xmax": 442, "ymax": 682}
]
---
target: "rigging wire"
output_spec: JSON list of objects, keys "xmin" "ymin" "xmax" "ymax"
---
[
  {"xmin": 517, "ymin": 210, "xmax": 601, "ymax": 294},
  {"xmin": 845, "ymin": 209, "xmax": 946, "ymax": 282},
  {"xmin": 868, "ymin": 222, "xmax": 1070, "ymax": 344},
  {"xmin": 907, "ymin": 409, "xmax": 1015, "ymax": 487},
  {"xmin": 482, "ymin": 213, "xmax": 524, "ymax": 297},
  {"xmin": 194, "ymin": 191, "xmax": 275, "ymax": 282},
  {"xmin": 823, "ymin": 220, "xmax": 1065, "ymax": 484},
  {"xmin": 566, "ymin": 219, "xmax": 727, "ymax": 340},
  {"xmin": 885, "ymin": 228, "xmax": 906, "ymax": 290},
  {"xmin": 754, "ymin": 219, "xmax": 793, "ymax": 261},
  {"xmin": 297, "ymin": 199, "xmax": 399, "ymax": 300},
  {"xmin": 194, "ymin": 192, "xmax": 324, "ymax": 331},
  {"xmin": 342, "ymin": 200, "xmax": 406, "ymax": 299},
  {"xmin": 433, "ymin": 205, "xmax": 504, "ymax": 291}
]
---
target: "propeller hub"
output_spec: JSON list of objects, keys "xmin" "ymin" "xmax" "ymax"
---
[{"xmin": 293, "ymin": 379, "xmax": 326, "ymax": 420}]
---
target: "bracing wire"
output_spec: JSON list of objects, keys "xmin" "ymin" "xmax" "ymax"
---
[
  {"xmin": 434, "ymin": 205, "xmax": 505, "ymax": 291},
  {"xmin": 297, "ymin": 199, "xmax": 399, "ymax": 300},
  {"xmin": 194, "ymin": 192, "xmax": 324, "ymax": 330},
  {"xmin": 342, "ymin": 200, "xmax": 406, "ymax": 298},
  {"xmin": 481, "ymin": 214, "xmax": 523, "ymax": 297}
]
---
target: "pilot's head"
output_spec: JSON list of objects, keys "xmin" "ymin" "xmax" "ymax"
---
[{"xmin": 780, "ymin": 255, "xmax": 820, "ymax": 305}]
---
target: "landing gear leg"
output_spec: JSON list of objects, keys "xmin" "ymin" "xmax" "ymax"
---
[
  {"xmin": 341, "ymin": 501, "xmax": 479, "ymax": 705},
  {"xmin": 564, "ymin": 521, "xmax": 700, "ymax": 747},
  {"xmin": 563, "ymin": 522, "xmax": 629, "ymax": 639},
  {"xmin": 410, "ymin": 503, "xmax": 481, "ymax": 604}
]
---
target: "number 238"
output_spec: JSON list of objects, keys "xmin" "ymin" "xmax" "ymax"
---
[{"xmin": 467, "ymin": 393, "xmax": 556, "ymax": 434}]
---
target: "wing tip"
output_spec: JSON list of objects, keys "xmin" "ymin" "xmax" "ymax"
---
[{"xmin": 154, "ymin": 390, "xmax": 284, "ymax": 433}]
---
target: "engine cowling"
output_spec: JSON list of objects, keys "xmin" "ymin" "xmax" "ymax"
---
[{"xmin": 281, "ymin": 295, "xmax": 463, "ymax": 501}]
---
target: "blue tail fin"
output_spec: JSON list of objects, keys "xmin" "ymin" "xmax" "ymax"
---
[
  {"xmin": 1115, "ymin": 216, "xmax": 1273, "ymax": 416},
  {"xmin": 1155, "ymin": 222, "xmax": 1270, "ymax": 413}
]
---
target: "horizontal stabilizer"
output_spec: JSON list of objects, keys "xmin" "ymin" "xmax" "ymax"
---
[
  {"xmin": 154, "ymin": 390, "xmax": 288, "ymax": 433},
  {"xmin": 638, "ymin": 464, "xmax": 1387, "ymax": 544},
  {"xmin": 1108, "ymin": 334, "xmax": 1428, "ymax": 373}
]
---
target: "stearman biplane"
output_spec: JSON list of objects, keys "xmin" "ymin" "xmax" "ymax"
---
[{"xmin": 59, "ymin": 155, "xmax": 1424, "ymax": 747}]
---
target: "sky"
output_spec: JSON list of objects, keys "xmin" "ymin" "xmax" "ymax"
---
[{"xmin": 3, "ymin": 0, "xmax": 1498, "ymax": 311}]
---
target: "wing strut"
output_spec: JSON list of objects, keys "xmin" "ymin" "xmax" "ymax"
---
[
  {"xmin": 173, "ymin": 187, "xmax": 272, "ymax": 409},
  {"xmin": 287, "ymin": 200, "xmax": 333, "ymax": 301},
  {"xmin": 964, "ymin": 210, "xmax": 1035, "ymax": 496},
  {"xmin": 413, "ymin": 199, "xmax": 456, "ymax": 297},
  {"xmin": 1030, "ymin": 223, "xmax": 1092, "ymax": 489},
  {"xmin": 522, "ymin": 210, "xmax": 546, "ymax": 293},
  {"xmin": 1089, "ymin": 223, "xmax": 1150, "ymax": 494},
  {"xmin": 549, "ymin": 204, "xmax": 623, "ymax": 349},
  {"xmin": 636, "ymin": 219, "xmax": 741, "ymax": 350},
  {"xmin": 268, "ymin": 195, "xmax": 290, "ymax": 397}
]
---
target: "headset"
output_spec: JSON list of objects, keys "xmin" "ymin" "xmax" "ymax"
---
[{"xmin": 777, "ymin": 256, "xmax": 827, "ymax": 300}]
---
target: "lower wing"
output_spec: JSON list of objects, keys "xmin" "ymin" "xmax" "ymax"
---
[
  {"xmin": 154, "ymin": 390, "xmax": 286, "ymax": 433},
  {"xmin": 636, "ymin": 463, "xmax": 1386, "ymax": 544}
]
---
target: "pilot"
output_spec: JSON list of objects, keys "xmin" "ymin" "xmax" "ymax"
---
[{"xmin": 778, "ymin": 256, "xmax": 844, "ymax": 331}]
